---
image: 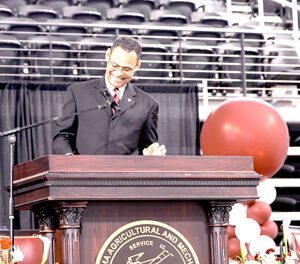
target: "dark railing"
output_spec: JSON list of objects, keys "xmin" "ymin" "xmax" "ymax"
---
[{"xmin": 0, "ymin": 19, "xmax": 299, "ymax": 99}]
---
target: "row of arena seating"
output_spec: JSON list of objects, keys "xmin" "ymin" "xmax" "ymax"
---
[
  {"xmin": 0, "ymin": 28, "xmax": 299, "ymax": 95},
  {"xmin": 0, "ymin": 13, "xmax": 291, "ymax": 46},
  {"xmin": 0, "ymin": 0, "xmax": 291, "ymax": 28},
  {"xmin": 0, "ymin": 3, "xmax": 228, "ymax": 25},
  {"xmin": 0, "ymin": 0, "xmax": 201, "ymax": 22},
  {"xmin": 0, "ymin": 0, "xmax": 299, "ymax": 96},
  {"xmin": 0, "ymin": 16, "xmax": 230, "ymax": 41}
]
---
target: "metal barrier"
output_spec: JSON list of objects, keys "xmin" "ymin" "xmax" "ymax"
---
[{"xmin": 0, "ymin": 19, "xmax": 299, "ymax": 99}]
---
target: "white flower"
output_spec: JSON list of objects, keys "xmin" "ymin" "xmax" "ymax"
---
[{"xmin": 10, "ymin": 246, "xmax": 25, "ymax": 262}]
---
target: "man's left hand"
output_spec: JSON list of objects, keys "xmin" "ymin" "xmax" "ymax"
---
[{"xmin": 143, "ymin": 142, "xmax": 167, "ymax": 156}]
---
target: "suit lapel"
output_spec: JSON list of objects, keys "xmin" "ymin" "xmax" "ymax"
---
[{"xmin": 112, "ymin": 83, "xmax": 137, "ymax": 119}]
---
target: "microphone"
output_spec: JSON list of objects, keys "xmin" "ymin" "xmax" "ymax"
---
[{"xmin": 103, "ymin": 90, "xmax": 121, "ymax": 112}]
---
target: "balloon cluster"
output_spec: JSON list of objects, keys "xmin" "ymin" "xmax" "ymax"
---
[
  {"xmin": 228, "ymin": 180, "xmax": 279, "ymax": 258},
  {"xmin": 200, "ymin": 99, "xmax": 290, "ymax": 259}
]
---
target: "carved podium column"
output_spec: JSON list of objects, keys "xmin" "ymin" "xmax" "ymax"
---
[
  {"xmin": 208, "ymin": 202, "xmax": 233, "ymax": 264},
  {"xmin": 33, "ymin": 205, "xmax": 58, "ymax": 264},
  {"xmin": 55, "ymin": 202, "xmax": 87, "ymax": 264}
]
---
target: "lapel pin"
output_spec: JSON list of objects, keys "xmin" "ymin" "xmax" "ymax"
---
[{"xmin": 128, "ymin": 98, "xmax": 132, "ymax": 103}]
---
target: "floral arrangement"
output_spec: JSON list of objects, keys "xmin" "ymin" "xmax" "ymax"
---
[
  {"xmin": 252, "ymin": 247, "xmax": 298, "ymax": 263},
  {"xmin": 229, "ymin": 218, "xmax": 300, "ymax": 264},
  {"xmin": 229, "ymin": 246, "xmax": 299, "ymax": 264},
  {"xmin": 0, "ymin": 237, "xmax": 24, "ymax": 264}
]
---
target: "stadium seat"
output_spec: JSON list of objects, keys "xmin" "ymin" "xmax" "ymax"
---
[
  {"xmin": 36, "ymin": 0, "xmax": 73, "ymax": 4},
  {"xmin": 229, "ymin": 25, "xmax": 265, "ymax": 48},
  {"xmin": 137, "ymin": 21, "xmax": 179, "ymax": 45},
  {"xmin": 0, "ymin": 0, "xmax": 26, "ymax": 14},
  {"xmin": 62, "ymin": 5, "xmax": 102, "ymax": 22},
  {"xmin": 149, "ymin": 9, "xmax": 187, "ymax": 24},
  {"xmin": 92, "ymin": 20, "xmax": 136, "ymax": 36},
  {"xmin": 40, "ymin": 0, "xmax": 69, "ymax": 17},
  {"xmin": 125, "ymin": 0, "xmax": 157, "ymax": 21},
  {"xmin": 18, "ymin": 5, "xmax": 58, "ymax": 22},
  {"xmin": 85, "ymin": 2, "xmax": 111, "ymax": 19},
  {"xmin": 190, "ymin": 11, "xmax": 228, "ymax": 28},
  {"xmin": 263, "ymin": 42, "xmax": 300, "ymax": 85},
  {"xmin": 182, "ymin": 23, "xmax": 223, "ymax": 46},
  {"xmin": 163, "ymin": 0, "xmax": 196, "ymax": 21},
  {"xmin": 128, "ymin": 0, "xmax": 157, "ymax": 9},
  {"xmin": 27, "ymin": 35, "xmax": 73, "ymax": 81},
  {"xmin": 171, "ymin": 39, "xmax": 215, "ymax": 82},
  {"xmin": 0, "ymin": 17, "xmax": 43, "ymax": 42},
  {"xmin": 274, "ymin": 163, "xmax": 296, "ymax": 178},
  {"xmin": 294, "ymin": 136, "xmax": 300, "ymax": 146},
  {"xmin": 0, "ymin": 3, "xmax": 13, "ymax": 18},
  {"xmin": 0, "ymin": 33, "xmax": 22, "ymax": 80},
  {"xmin": 81, "ymin": 0, "xmax": 115, "ymax": 6},
  {"xmin": 45, "ymin": 18, "xmax": 88, "ymax": 43},
  {"xmin": 106, "ymin": 7, "xmax": 146, "ymax": 23},
  {"xmin": 271, "ymin": 196, "xmax": 297, "ymax": 211},
  {"xmin": 82, "ymin": 0, "xmax": 115, "ymax": 17},
  {"xmin": 77, "ymin": 36, "xmax": 113, "ymax": 78},
  {"xmin": 217, "ymin": 42, "xmax": 262, "ymax": 93},
  {"xmin": 135, "ymin": 38, "xmax": 170, "ymax": 82}
]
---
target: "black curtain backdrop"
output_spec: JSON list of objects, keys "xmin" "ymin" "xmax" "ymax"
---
[{"xmin": 0, "ymin": 82, "xmax": 200, "ymax": 229}]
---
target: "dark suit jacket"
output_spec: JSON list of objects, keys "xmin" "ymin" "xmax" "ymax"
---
[{"xmin": 52, "ymin": 78, "xmax": 159, "ymax": 155}]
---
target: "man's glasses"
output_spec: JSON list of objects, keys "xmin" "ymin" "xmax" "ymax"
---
[{"xmin": 108, "ymin": 59, "xmax": 138, "ymax": 74}]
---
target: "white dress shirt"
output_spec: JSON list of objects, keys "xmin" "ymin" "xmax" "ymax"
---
[{"xmin": 105, "ymin": 75, "xmax": 126, "ymax": 100}]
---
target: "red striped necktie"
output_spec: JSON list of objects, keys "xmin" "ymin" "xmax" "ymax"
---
[{"xmin": 112, "ymin": 88, "xmax": 120, "ymax": 115}]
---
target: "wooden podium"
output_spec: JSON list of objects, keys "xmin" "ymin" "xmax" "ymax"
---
[{"xmin": 13, "ymin": 155, "xmax": 260, "ymax": 264}]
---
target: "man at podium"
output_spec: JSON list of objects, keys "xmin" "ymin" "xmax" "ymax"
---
[{"xmin": 52, "ymin": 36, "xmax": 166, "ymax": 156}]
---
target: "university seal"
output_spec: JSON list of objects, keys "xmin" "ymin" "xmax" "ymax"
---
[{"xmin": 95, "ymin": 220, "xmax": 200, "ymax": 264}]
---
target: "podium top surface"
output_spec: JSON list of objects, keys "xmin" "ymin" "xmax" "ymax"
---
[
  {"xmin": 14, "ymin": 155, "xmax": 258, "ymax": 181},
  {"xmin": 12, "ymin": 155, "xmax": 261, "ymax": 208}
]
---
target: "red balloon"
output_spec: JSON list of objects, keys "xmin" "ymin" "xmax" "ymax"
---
[
  {"xmin": 228, "ymin": 237, "xmax": 241, "ymax": 258},
  {"xmin": 227, "ymin": 225, "xmax": 236, "ymax": 239},
  {"xmin": 261, "ymin": 220, "xmax": 279, "ymax": 239},
  {"xmin": 200, "ymin": 99, "xmax": 289, "ymax": 179},
  {"xmin": 0, "ymin": 236, "xmax": 43, "ymax": 264},
  {"xmin": 242, "ymin": 200, "xmax": 255, "ymax": 207},
  {"xmin": 247, "ymin": 201, "xmax": 272, "ymax": 225}
]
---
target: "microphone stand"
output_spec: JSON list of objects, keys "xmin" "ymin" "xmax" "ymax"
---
[{"xmin": 0, "ymin": 101, "xmax": 112, "ymax": 248}]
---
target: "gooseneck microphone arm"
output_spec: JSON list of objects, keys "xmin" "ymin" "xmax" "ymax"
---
[
  {"xmin": 103, "ymin": 89, "xmax": 121, "ymax": 112},
  {"xmin": 0, "ymin": 101, "xmax": 111, "ymax": 247},
  {"xmin": 0, "ymin": 102, "xmax": 112, "ymax": 138}
]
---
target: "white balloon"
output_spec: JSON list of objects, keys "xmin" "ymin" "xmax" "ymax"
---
[
  {"xmin": 257, "ymin": 179, "xmax": 277, "ymax": 205},
  {"xmin": 235, "ymin": 218, "xmax": 261, "ymax": 243},
  {"xmin": 229, "ymin": 203, "xmax": 248, "ymax": 225},
  {"xmin": 249, "ymin": 235, "xmax": 276, "ymax": 256}
]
